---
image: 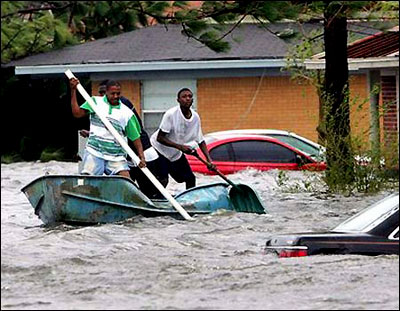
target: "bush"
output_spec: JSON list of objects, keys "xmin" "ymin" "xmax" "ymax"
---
[{"xmin": 39, "ymin": 147, "xmax": 67, "ymax": 162}]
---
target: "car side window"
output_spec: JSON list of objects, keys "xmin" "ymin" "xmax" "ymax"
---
[
  {"xmin": 269, "ymin": 135, "xmax": 320, "ymax": 156},
  {"xmin": 209, "ymin": 143, "xmax": 234, "ymax": 161},
  {"xmin": 230, "ymin": 140, "xmax": 297, "ymax": 163}
]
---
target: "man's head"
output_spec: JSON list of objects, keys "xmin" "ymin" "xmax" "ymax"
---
[
  {"xmin": 103, "ymin": 80, "xmax": 121, "ymax": 105},
  {"xmin": 177, "ymin": 88, "xmax": 193, "ymax": 109},
  {"xmin": 98, "ymin": 80, "xmax": 108, "ymax": 96}
]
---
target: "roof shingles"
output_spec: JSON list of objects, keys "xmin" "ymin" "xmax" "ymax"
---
[{"xmin": 8, "ymin": 24, "xmax": 288, "ymax": 67}]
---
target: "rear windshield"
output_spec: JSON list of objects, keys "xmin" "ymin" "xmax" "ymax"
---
[{"xmin": 334, "ymin": 195, "xmax": 399, "ymax": 232}]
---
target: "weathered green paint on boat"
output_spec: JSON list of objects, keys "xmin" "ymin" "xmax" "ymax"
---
[{"xmin": 21, "ymin": 175, "xmax": 266, "ymax": 225}]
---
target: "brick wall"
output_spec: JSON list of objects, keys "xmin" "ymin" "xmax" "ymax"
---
[
  {"xmin": 348, "ymin": 74, "xmax": 370, "ymax": 144},
  {"xmin": 102, "ymin": 74, "xmax": 372, "ymax": 146},
  {"xmin": 197, "ymin": 74, "xmax": 370, "ymax": 143}
]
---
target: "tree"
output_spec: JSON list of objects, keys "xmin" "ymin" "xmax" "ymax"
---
[
  {"xmin": 322, "ymin": 2, "xmax": 354, "ymax": 189},
  {"xmin": 1, "ymin": 1, "xmax": 178, "ymax": 63},
  {"xmin": 167, "ymin": 0, "xmax": 398, "ymax": 192}
]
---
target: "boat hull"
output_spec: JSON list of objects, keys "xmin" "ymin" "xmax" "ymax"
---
[{"xmin": 21, "ymin": 175, "xmax": 264, "ymax": 225}]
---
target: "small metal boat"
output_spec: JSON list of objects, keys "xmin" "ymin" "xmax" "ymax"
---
[{"xmin": 22, "ymin": 175, "xmax": 266, "ymax": 225}]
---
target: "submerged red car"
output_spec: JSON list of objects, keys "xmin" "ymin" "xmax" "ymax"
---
[{"xmin": 186, "ymin": 135, "xmax": 326, "ymax": 175}]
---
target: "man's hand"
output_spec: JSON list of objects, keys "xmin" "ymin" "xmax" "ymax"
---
[
  {"xmin": 138, "ymin": 157, "xmax": 146, "ymax": 168},
  {"xmin": 190, "ymin": 149, "xmax": 217, "ymax": 171},
  {"xmin": 180, "ymin": 145, "xmax": 195, "ymax": 154},
  {"xmin": 79, "ymin": 129, "xmax": 90, "ymax": 138},
  {"xmin": 69, "ymin": 77, "xmax": 79, "ymax": 90},
  {"xmin": 206, "ymin": 161, "xmax": 217, "ymax": 172}
]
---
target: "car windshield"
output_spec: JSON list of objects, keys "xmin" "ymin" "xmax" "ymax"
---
[
  {"xmin": 204, "ymin": 135, "xmax": 220, "ymax": 145},
  {"xmin": 266, "ymin": 134, "xmax": 322, "ymax": 160},
  {"xmin": 333, "ymin": 194, "xmax": 399, "ymax": 233}
]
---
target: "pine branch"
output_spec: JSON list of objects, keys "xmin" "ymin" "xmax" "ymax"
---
[
  {"xmin": 1, "ymin": 27, "xmax": 24, "ymax": 53},
  {"xmin": 1, "ymin": 3, "xmax": 73, "ymax": 19}
]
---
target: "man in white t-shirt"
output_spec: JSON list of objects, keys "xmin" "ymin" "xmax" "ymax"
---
[
  {"xmin": 70, "ymin": 78, "xmax": 146, "ymax": 178},
  {"xmin": 150, "ymin": 88, "xmax": 215, "ymax": 189}
]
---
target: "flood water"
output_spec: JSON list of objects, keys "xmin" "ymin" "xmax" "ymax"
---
[{"xmin": 1, "ymin": 161, "xmax": 399, "ymax": 310}]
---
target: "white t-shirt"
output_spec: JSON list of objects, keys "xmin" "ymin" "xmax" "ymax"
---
[{"xmin": 151, "ymin": 106, "xmax": 204, "ymax": 161}]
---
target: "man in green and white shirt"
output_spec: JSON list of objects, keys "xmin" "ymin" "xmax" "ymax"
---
[{"xmin": 70, "ymin": 78, "xmax": 146, "ymax": 178}]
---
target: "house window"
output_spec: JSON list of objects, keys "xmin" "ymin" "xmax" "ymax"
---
[{"xmin": 142, "ymin": 79, "xmax": 197, "ymax": 136}]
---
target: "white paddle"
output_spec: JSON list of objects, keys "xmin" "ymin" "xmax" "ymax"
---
[{"xmin": 65, "ymin": 69, "xmax": 194, "ymax": 221}]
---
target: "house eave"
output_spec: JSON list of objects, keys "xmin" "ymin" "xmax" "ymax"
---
[
  {"xmin": 304, "ymin": 56, "xmax": 399, "ymax": 70},
  {"xmin": 14, "ymin": 59, "xmax": 287, "ymax": 75}
]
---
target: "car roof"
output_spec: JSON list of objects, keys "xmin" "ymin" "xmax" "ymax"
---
[
  {"xmin": 204, "ymin": 129, "xmax": 324, "ymax": 150},
  {"xmin": 205, "ymin": 134, "xmax": 286, "ymax": 144},
  {"xmin": 207, "ymin": 129, "xmax": 291, "ymax": 136}
]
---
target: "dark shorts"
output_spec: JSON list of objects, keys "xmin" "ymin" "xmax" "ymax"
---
[
  {"xmin": 157, "ymin": 152, "xmax": 195, "ymax": 184},
  {"xmin": 129, "ymin": 158, "xmax": 164, "ymax": 199}
]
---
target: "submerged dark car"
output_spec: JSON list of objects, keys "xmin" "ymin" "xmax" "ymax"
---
[{"xmin": 265, "ymin": 193, "xmax": 399, "ymax": 257}]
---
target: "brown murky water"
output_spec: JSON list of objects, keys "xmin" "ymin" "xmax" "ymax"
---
[{"xmin": 1, "ymin": 161, "xmax": 398, "ymax": 310}]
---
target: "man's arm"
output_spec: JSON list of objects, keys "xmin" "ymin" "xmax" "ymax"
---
[
  {"xmin": 126, "ymin": 113, "xmax": 146, "ymax": 168},
  {"xmin": 157, "ymin": 130, "xmax": 193, "ymax": 154},
  {"xmin": 131, "ymin": 137, "xmax": 146, "ymax": 168},
  {"xmin": 70, "ymin": 78, "xmax": 88, "ymax": 118}
]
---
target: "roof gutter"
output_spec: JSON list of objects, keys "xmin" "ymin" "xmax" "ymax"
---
[
  {"xmin": 14, "ymin": 59, "xmax": 287, "ymax": 75},
  {"xmin": 304, "ymin": 56, "xmax": 399, "ymax": 70}
]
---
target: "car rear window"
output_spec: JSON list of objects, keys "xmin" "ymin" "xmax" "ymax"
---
[{"xmin": 334, "ymin": 195, "xmax": 399, "ymax": 232}]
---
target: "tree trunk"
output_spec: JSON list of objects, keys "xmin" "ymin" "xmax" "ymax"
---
[{"xmin": 323, "ymin": 2, "xmax": 354, "ymax": 189}]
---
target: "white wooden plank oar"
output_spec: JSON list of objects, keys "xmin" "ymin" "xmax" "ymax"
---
[{"xmin": 65, "ymin": 69, "xmax": 194, "ymax": 221}]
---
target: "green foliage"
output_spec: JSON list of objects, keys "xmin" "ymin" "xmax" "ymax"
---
[
  {"xmin": 40, "ymin": 147, "xmax": 67, "ymax": 162},
  {"xmin": 146, "ymin": 1, "xmax": 170, "ymax": 14},
  {"xmin": 254, "ymin": 1, "xmax": 300, "ymax": 22},
  {"xmin": 275, "ymin": 170, "xmax": 326, "ymax": 193},
  {"xmin": 1, "ymin": 152, "xmax": 23, "ymax": 164},
  {"xmin": 173, "ymin": 2, "xmax": 189, "ymax": 10},
  {"xmin": 174, "ymin": 1, "xmax": 302, "ymax": 53},
  {"xmin": 276, "ymin": 170, "xmax": 290, "ymax": 187},
  {"xmin": 283, "ymin": 28, "xmax": 325, "ymax": 84},
  {"xmin": 1, "ymin": 1, "xmax": 174, "ymax": 63},
  {"xmin": 318, "ymin": 87, "xmax": 399, "ymax": 194},
  {"xmin": 184, "ymin": 20, "xmax": 208, "ymax": 35},
  {"xmin": 199, "ymin": 30, "xmax": 231, "ymax": 52},
  {"xmin": 94, "ymin": 1, "xmax": 110, "ymax": 17},
  {"xmin": 283, "ymin": 1, "xmax": 399, "ymax": 194},
  {"xmin": 321, "ymin": 86, "xmax": 355, "ymax": 191},
  {"xmin": 1, "ymin": 1, "xmax": 77, "ymax": 62}
]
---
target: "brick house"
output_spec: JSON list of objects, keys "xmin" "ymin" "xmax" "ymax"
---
[{"xmin": 7, "ymin": 22, "xmax": 399, "ymax": 147}]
